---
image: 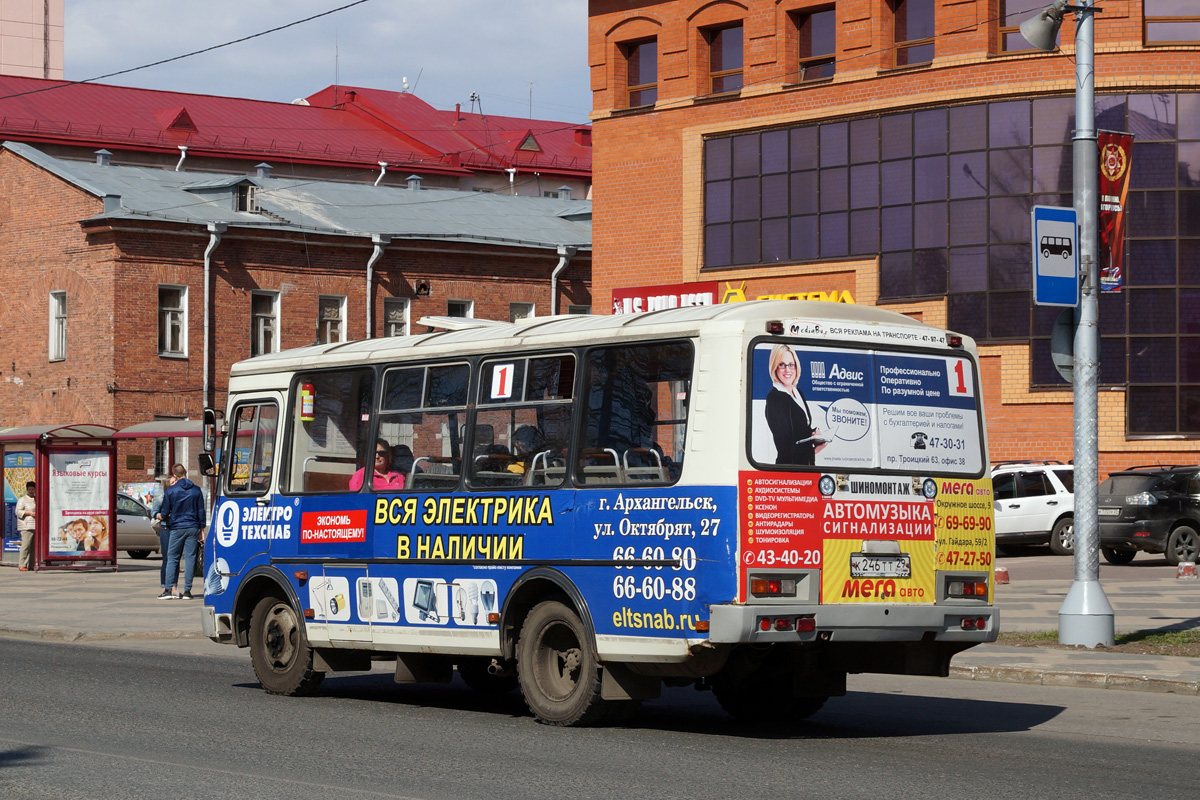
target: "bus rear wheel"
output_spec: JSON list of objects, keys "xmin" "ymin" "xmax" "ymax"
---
[
  {"xmin": 712, "ymin": 650, "xmax": 828, "ymax": 725},
  {"xmin": 249, "ymin": 595, "xmax": 324, "ymax": 696},
  {"xmin": 517, "ymin": 600, "xmax": 618, "ymax": 726}
]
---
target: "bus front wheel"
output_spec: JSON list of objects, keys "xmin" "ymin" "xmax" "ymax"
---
[
  {"xmin": 249, "ymin": 595, "xmax": 324, "ymax": 696},
  {"xmin": 517, "ymin": 600, "xmax": 618, "ymax": 726}
]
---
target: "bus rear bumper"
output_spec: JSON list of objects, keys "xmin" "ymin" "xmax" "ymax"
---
[{"xmin": 709, "ymin": 603, "xmax": 998, "ymax": 645}]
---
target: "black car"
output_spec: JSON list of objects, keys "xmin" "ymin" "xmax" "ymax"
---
[{"xmin": 1098, "ymin": 466, "xmax": 1200, "ymax": 565}]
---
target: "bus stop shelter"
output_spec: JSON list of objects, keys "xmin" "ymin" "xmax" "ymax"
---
[{"xmin": 0, "ymin": 424, "xmax": 118, "ymax": 571}]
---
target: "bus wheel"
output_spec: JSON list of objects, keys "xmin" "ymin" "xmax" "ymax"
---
[
  {"xmin": 458, "ymin": 657, "xmax": 519, "ymax": 694},
  {"xmin": 517, "ymin": 600, "xmax": 611, "ymax": 726},
  {"xmin": 249, "ymin": 596, "xmax": 324, "ymax": 696},
  {"xmin": 712, "ymin": 654, "xmax": 827, "ymax": 724}
]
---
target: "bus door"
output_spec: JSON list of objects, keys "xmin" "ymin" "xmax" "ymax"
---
[{"xmin": 210, "ymin": 396, "xmax": 284, "ymax": 589}]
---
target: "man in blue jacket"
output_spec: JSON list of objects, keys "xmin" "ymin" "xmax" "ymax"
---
[{"xmin": 159, "ymin": 464, "xmax": 207, "ymax": 600}]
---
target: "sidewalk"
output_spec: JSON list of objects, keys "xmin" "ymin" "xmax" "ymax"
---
[{"xmin": 1, "ymin": 555, "xmax": 1199, "ymax": 694}]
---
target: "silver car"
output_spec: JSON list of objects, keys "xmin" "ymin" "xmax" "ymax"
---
[{"xmin": 116, "ymin": 493, "xmax": 159, "ymax": 558}]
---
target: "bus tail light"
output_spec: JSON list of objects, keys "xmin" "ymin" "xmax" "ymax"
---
[
  {"xmin": 766, "ymin": 320, "xmax": 785, "ymax": 335},
  {"xmin": 757, "ymin": 616, "xmax": 814, "ymax": 633},
  {"xmin": 948, "ymin": 580, "xmax": 988, "ymax": 598},
  {"xmin": 796, "ymin": 615, "xmax": 816, "ymax": 632},
  {"xmin": 961, "ymin": 617, "xmax": 987, "ymax": 631},
  {"xmin": 750, "ymin": 577, "xmax": 797, "ymax": 597},
  {"xmin": 947, "ymin": 335, "xmax": 963, "ymax": 348}
]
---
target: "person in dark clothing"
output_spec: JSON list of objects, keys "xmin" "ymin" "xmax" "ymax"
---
[
  {"xmin": 764, "ymin": 344, "xmax": 826, "ymax": 466},
  {"xmin": 159, "ymin": 464, "xmax": 207, "ymax": 600}
]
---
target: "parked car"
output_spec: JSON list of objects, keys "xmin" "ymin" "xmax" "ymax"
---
[
  {"xmin": 991, "ymin": 461, "xmax": 1075, "ymax": 555},
  {"xmin": 116, "ymin": 492, "xmax": 159, "ymax": 558},
  {"xmin": 1098, "ymin": 465, "xmax": 1200, "ymax": 565}
]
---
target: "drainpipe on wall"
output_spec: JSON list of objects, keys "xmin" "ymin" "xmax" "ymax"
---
[
  {"xmin": 203, "ymin": 224, "xmax": 226, "ymax": 410},
  {"xmin": 550, "ymin": 245, "xmax": 576, "ymax": 316},
  {"xmin": 366, "ymin": 235, "xmax": 391, "ymax": 339}
]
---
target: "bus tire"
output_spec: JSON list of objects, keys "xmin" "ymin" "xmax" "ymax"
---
[
  {"xmin": 249, "ymin": 595, "xmax": 324, "ymax": 696},
  {"xmin": 457, "ymin": 657, "xmax": 519, "ymax": 694},
  {"xmin": 517, "ymin": 600, "xmax": 610, "ymax": 726},
  {"xmin": 712, "ymin": 652, "xmax": 828, "ymax": 724}
]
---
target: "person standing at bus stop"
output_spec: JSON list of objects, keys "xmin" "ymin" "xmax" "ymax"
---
[
  {"xmin": 159, "ymin": 464, "xmax": 206, "ymax": 600},
  {"xmin": 15, "ymin": 481, "xmax": 35, "ymax": 571}
]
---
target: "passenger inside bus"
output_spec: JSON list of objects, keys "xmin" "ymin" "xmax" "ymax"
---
[{"xmin": 349, "ymin": 438, "xmax": 407, "ymax": 491}]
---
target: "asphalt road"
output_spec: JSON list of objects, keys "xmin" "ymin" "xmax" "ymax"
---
[{"xmin": 1, "ymin": 638, "xmax": 1198, "ymax": 800}]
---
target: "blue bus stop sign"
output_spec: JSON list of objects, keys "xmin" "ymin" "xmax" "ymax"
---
[{"xmin": 1031, "ymin": 205, "xmax": 1079, "ymax": 307}]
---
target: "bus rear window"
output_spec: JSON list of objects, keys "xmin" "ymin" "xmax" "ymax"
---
[{"xmin": 749, "ymin": 342, "xmax": 983, "ymax": 476}]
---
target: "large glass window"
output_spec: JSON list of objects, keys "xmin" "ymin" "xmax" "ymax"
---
[
  {"xmin": 1145, "ymin": 0, "xmax": 1200, "ymax": 43},
  {"xmin": 226, "ymin": 402, "xmax": 277, "ymax": 495},
  {"xmin": 287, "ymin": 369, "xmax": 375, "ymax": 493},
  {"xmin": 708, "ymin": 24, "xmax": 744, "ymax": 93},
  {"xmin": 795, "ymin": 8, "xmax": 836, "ymax": 82},
  {"xmin": 998, "ymin": 0, "xmax": 1049, "ymax": 51},
  {"xmin": 378, "ymin": 363, "xmax": 471, "ymax": 491},
  {"xmin": 576, "ymin": 341, "xmax": 692, "ymax": 485},
  {"xmin": 625, "ymin": 39, "xmax": 657, "ymax": 107},
  {"xmin": 702, "ymin": 92, "xmax": 1200, "ymax": 435},
  {"xmin": 471, "ymin": 355, "xmax": 575, "ymax": 488}
]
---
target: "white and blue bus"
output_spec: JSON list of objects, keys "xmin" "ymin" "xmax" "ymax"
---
[{"xmin": 200, "ymin": 300, "xmax": 997, "ymax": 726}]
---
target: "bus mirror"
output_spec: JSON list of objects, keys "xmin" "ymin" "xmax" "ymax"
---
[
  {"xmin": 202, "ymin": 408, "xmax": 218, "ymax": 452},
  {"xmin": 198, "ymin": 452, "xmax": 217, "ymax": 478}
]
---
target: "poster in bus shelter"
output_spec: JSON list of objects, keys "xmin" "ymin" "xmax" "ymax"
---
[
  {"xmin": 3, "ymin": 451, "xmax": 33, "ymax": 553},
  {"xmin": 46, "ymin": 451, "xmax": 113, "ymax": 556}
]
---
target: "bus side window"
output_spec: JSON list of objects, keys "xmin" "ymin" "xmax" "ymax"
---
[
  {"xmin": 286, "ymin": 368, "xmax": 374, "ymax": 494},
  {"xmin": 576, "ymin": 341, "xmax": 692, "ymax": 486},
  {"xmin": 379, "ymin": 362, "xmax": 469, "ymax": 492},
  {"xmin": 226, "ymin": 402, "xmax": 278, "ymax": 495}
]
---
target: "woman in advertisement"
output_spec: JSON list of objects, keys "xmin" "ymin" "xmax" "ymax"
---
[{"xmin": 764, "ymin": 344, "xmax": 827, "ymax": 466}]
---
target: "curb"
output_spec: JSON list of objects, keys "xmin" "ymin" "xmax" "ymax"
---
[
  {"xmin": 0, "ymin": 626, "xmax": 208, "ymax": 643},
  {"xmin": 950, "ymin": 663, "xmax": 1200, "ymax": 695}
]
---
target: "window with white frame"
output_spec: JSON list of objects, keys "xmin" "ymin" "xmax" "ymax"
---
[
  {"xmin": 447, "ymin": 299, "xmax": 474, "ymax": 318},
  {"xmin": 509, "ymin": 302, "xmax": 535, "ymax": 322},
  {"xmin": 251, "ymin": 291, "xmax": 279, "ymax": 356},
  {"xmin": 237, "ymin": 183, "xmax": 260, "ymax": 213},
  {"xmin": 49, "ymin": 291, "xmax": 66, "ymax": 361},
  {"xmin": 384, "ymin": 297, "xmax": 410, "ymax": 337},
  {"xmin": 158, "ymin": 285, "xmax": 187, "ymax": 356},
  {"xmin": 318, "ymin": 295, "xmax": 346, "ymax": 344}
]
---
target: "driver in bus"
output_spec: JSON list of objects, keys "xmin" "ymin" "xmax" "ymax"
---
[{"xmin": 350, "ymin": 438, "xmax": 407, "ymax": 491}]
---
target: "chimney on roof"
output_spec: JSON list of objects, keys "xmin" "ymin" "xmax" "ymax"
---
[
  {"xmin": 256, "ymin": 163, "xmax": 272, "ymax": 179},
  {"xmin": 558, "ymin": 186, "xmax": 572, "ymax": 201},
  {"xmin": 345, "ymin": 90, "xmax": 357, "ymax": 104},
  {"xmin": 407, "ymin": 174, "xmax": 423, "ymax": 191},
  {"xmin": 95, "ymin": 149, "xmax": 111, "ymax": 167},
  {"xmin": 575, "ymin": 128, "xmax": 592, "ymax": 147}
]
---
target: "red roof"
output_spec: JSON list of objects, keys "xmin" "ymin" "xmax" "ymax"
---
[
  {"xmin": 0, "ymin": 76, "xmax": 591, "ymax": 178},
  {"xmin": 304, "ymin": 86, "xmax": 593, "ymax": 178}
]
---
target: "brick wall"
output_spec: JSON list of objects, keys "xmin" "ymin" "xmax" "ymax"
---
[
  {"xmin": 588, "ymin": 0, "xmax": 1200, "ymax": 474},
  {"xmin": 0, "ymin": 151, "xmax": 591, "ymax": 485}
]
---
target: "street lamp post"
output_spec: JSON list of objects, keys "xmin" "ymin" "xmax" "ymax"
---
[{"xmin": 1020, "ymin": 0, "xmax": 1115, "ymax": 647}]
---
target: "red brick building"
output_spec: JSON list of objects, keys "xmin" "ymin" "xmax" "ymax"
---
[
  {"xmin": 588, "ymin": 0, "xmax": 1200, "ymax": 472},
  {"xmin": 0, "ymin": 143, "xmax": 590, "ymax": 483}
]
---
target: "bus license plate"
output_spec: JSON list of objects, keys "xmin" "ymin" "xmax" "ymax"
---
[{"xmin": 850, "ymin": 554, "xmax": 911, "ymax": 579}]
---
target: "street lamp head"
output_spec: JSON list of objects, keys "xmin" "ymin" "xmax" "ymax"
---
[{"xmin": 1019, "ymin": 0, "xmax": 1069, "ymax": 51}]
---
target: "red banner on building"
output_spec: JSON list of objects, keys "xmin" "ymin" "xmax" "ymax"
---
[
  {"xmin": 611, "ymin": 281, "xmax": 719, "ymax": 315},
  {"xmin": 1098, "ymin": 131, "xmax": 1134, "ymax": 292}
]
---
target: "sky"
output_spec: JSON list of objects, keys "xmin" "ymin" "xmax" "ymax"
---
[{"xmin": 63, "ymin": 0, "xmax": 592, "ymax": 123}]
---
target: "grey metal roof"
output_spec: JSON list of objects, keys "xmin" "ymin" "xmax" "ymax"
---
[{"xmin": 4, "ymin": 141, "xmax": 591, "ymax": 251}]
